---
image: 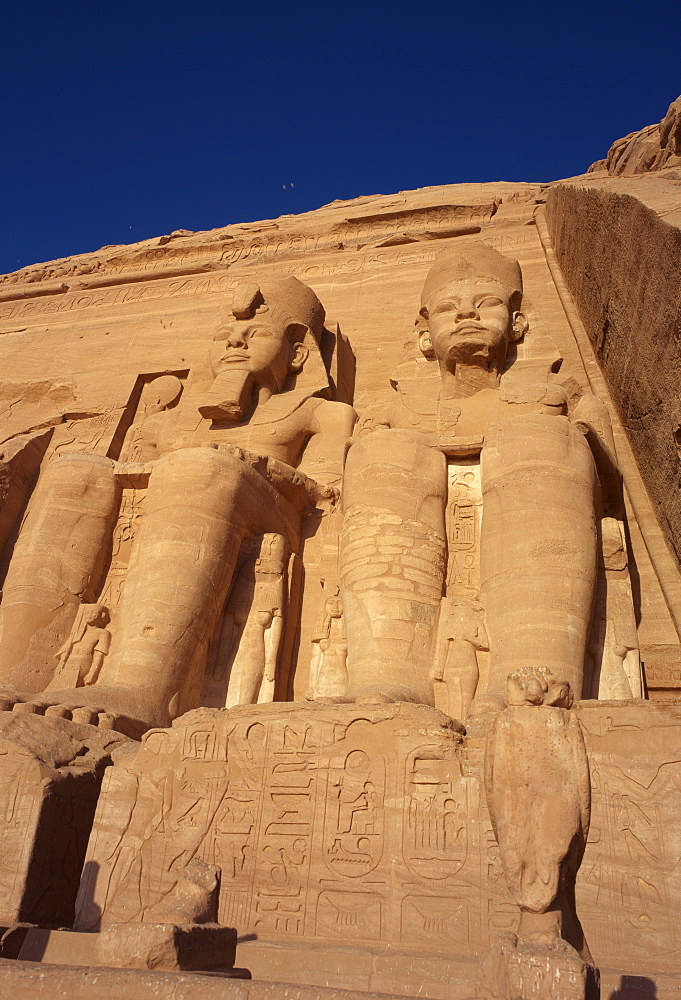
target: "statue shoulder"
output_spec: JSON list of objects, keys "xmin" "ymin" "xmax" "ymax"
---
[{"xmin": 306, "ymin": 397, "xmax": 357, "ymax": 437}]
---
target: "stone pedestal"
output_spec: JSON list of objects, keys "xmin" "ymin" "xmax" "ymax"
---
[
  {"xmin": 0, "ymin": 711, "xmax": 129, "ymax": 928},
  {"xmin": 478, "ymin": 933, "xmax": 596, "ymax": 1000},
  {"xmin": 19, "ymin": 922, "xmax": 238, "ymax": 972},
  {"xmin": 67, "ymin": 700, "xmax": 680, "ymax": 998}
]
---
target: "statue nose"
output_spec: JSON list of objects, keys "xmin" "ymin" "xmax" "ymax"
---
[
  {"xmin": 455, "ymin": 304, "xmax": 479, "ymax": 322},
  {"xmin": 226, "ymin": 330, "xmax": 248, "ymax": 348}
]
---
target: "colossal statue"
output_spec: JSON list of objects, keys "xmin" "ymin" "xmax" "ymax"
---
[
  {"xmin": 0, "ymin": 277, "xmax": 355, "ymax": 732},
  {"xmin": 340, "ymin": 241, "xmax": 641, "ymax": 714}
]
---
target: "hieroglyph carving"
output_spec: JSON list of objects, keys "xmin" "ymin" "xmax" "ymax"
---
[{"xmin": 74, "ymin": 703, "xmax": 490, "ymax": 951}]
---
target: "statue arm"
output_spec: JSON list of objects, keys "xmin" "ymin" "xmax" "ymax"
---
[
  {"xmin": 95, "ymin": 629, "xmax": 112, "ymax": 655},
  {"xmin": 300, "ymin": 400, "xmax": 356, "ymax": 488}
]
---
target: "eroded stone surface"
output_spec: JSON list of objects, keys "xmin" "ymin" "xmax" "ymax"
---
[{"xmin": 0, "ymin": 711, "xmax": 129, "ymax": 927}]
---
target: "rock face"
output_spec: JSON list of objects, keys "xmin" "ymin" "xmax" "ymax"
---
[
  {"xmin": 0, "ymin": 149, "xmax": 679, "ymax": 999},
  {"xmin": 588, "ymin": 95, "xmax": 681, "ymax": 175}
]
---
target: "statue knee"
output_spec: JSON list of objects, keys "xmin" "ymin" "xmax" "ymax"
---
[
  {"xmin": 39, "ymin": 452, "xmax": 117, "ymax": 497},
  {"xmin": 151, "ymin": 446, "xmax": 246, "ymax": 492}
]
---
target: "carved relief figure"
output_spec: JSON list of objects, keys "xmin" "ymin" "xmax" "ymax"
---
[
  {"xmin": 118, "ymin": 374, "xmax": 184, "ymax": 463},
  {"xmin": 47, "ymin": 604, "xmax": 111, "ymax": 689},
  {"xmin": 307, "ymin": 582, "xmax": 348, "ymax": 700},
  {"xmin": 0, "ymin": 277, "xmax": 355, "ymax": 731},
  {"xmin": 220, "ymin": 532, "xmax": 290, "ymax": 708},
  {"xmin": 340, "ymin": 241, "xmax": 638, "ymax": 714}
]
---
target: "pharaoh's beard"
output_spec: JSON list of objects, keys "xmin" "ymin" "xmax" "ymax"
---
[
  {"xmin": 198, "ymin": 368, "xmax": 255, "ymax": 421},
  {"xmin": 441, "ymin": 330, "xmax": 504, "ymax": 372}
]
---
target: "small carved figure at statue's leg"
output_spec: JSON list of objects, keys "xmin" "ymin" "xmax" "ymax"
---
[
  {"xmin": 0, "ymin": 454, "xmax": 120, "ymax": 689},
  {"xmin": 442, "ymin": 636, "xmax": 480, "ymax": 720},
  {"xmin": 225, "ymin": 613, "xmax": 269, "ymax": 707}
]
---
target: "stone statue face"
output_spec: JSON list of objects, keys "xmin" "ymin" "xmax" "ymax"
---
[
  {"xmin": 424, "ymin": 278, "xmax": 513, "ymax": 370},
  {"xmin": 209, "ymin": 316, "xmax": 307, "ymax": 392},
  {"xmin": 83, "ymin": 605, "xmax": 109, "ymax": 627}
]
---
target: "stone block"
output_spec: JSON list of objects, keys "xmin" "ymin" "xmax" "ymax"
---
[
  {"xmin": 0, "ymin": 712, "xmax": 129, "ymax": 928},
  {"xmin": 95, "ymin": 921, "xmax": 237, "ymax": 971}
]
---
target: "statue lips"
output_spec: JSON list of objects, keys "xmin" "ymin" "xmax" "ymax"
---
[
  {"xmin": 450, "ymin": 322, "xmax": 488, "ymax": 337},
  {"xmin": 219, "ymin": 350, "xmax": 250, "ymax": 366}
]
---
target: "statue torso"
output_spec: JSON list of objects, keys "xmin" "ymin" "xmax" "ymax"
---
[{"xmin": 156, "ymin": 396, "xmax": 324, "ymax": 468}]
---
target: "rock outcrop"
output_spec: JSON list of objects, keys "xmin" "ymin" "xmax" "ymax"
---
[{"xmin": 588, "ymin": 95, "xmax": 681, "ymax": 175}]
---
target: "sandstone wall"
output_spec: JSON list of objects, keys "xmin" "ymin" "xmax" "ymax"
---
[{"xmin": 545, "ymin": 183, "xmax": 681, "ymax": 570}]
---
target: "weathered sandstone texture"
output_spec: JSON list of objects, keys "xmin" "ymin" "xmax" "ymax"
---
[
  {"xmin": 0, "ymin": 140, "xmax": 679, "ymax": 1000},
  {"xmin": 545, "ymin": 176, "xmax": 681, "ymax": 698}
]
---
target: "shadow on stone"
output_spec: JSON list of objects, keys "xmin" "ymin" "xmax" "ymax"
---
[{"xmin": 609, "ymin": 976, "xmax": 658, "ymax": 999}]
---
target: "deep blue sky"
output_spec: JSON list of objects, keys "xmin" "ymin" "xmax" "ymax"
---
[{"xmin": 2, "ymin": 0, "xmax": 679, "ymax": 275}]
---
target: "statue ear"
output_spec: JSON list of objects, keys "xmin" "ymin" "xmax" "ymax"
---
[
  {"xmin": 290, "ymin": 341, "xmax": 309, "ymax": 372},
  {"xmin": 415, "ymin": 309, "xmax": 435, "ymax": 359},
  {"xmin": 418, "ymin": 330, "xmax": 435, "ymax": 358},
  {"xmin": 511, "ymin": 311, "xmax": 528, "ymax": 342}
]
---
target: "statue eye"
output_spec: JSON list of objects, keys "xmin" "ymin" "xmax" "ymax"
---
[
  {"xmin": 249, "ymin": 326, "xmax": 274, "ymax": 338},
  {"xmin": 477, "ymin": 296, "xmax": 504, "ymax": 308}
]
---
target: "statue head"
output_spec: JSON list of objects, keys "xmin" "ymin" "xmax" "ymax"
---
[
  {"xmin": 209, "ymin": 277, "xmax": 324, "ymax": 387},
  {"xmin": 201, "ymin": 277, "xmax": 325, "ymax": 420},
  {"xmin": 418, "ymin": 242, "xmax": 527, "ymax": 373},
  {"xmin": 79, "ymin": 604, "xmax": 110, "ymax": 629},
  {"xmin": 142, "ymin": 375, "xmax": 183, "ymax": 416}
]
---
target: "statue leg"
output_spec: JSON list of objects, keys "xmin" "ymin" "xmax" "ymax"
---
[
  {"xmin": 0, "ymin": 454, "xmax": 120, "ymax": 688},
  {"xmin": 479, "ymin": 415, "xmax": 598, "ymax": 705},
  {"xmin": 340, "ymin": 428, "xmax": 447, "ymax": 705},
  {"xmin": 97, "ymin": 448, "xmax": 299, "ymax": 728},
  {"xmin": 225, "ymin": 618, "xmax": 267, "ymax": 707}
]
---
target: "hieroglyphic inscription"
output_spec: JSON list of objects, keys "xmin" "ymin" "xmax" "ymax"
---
[
  {"xmin": 75, "ymin": 701, "xmax": 681, "ymax": 974},
  {"xmin": 0, "ymin": 272, "xmax": 239, "ymax": 322},
  {"xmin": 75, "ymin": 704, "xmax": 491, "ymax": 950},
  {"xmin": 323, "ymin": 748, "xmax": 383, "ymax": 878},
  {"xmin": 403, "ymin": 746, "xmax": 468, "ymax": 879},
  {"xmin": 0, "ymin": 203, "xmax": 498, "ymax": 295},
  {"xmin": 253, "ymin": 721, "xmax": 318, "ymax": 935},
  {"xmin": 0, "ymin": 232, "xmax": 535, "ymax": 324},
  {"xmin": 575, "ymin": 703, "xmax": 681, "ymax": 973},
  {"xmin": 445, "ymin": 460, "xmax": 483, "ymax": 598}
]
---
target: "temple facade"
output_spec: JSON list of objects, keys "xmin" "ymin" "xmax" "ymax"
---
[{"xmin": 0, "ymin": 116, "xmax": 679, "ymax": 999}]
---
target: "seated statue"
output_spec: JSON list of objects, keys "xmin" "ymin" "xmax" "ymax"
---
[
  {"xmin": 340, "ymin": 241, "xmax": 640, "ymax": 714},
  {"xmin": 0, "ymin": 277, "xmax": 355, "ymax": 732}
]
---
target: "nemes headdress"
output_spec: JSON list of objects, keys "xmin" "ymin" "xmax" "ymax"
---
[
  {"xmin": 420, "ymin": 241, "xmax": 523, "ymax": 314},
  {"xmin": 232, "ymin": 276, "xmax": 325, "ymax": 343}
]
